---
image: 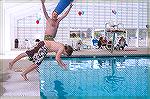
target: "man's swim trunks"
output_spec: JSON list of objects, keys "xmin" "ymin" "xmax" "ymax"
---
[
  {"xmin": 44, "ymin": 35, "xmax": 54, "ymax": 41},
  {"xmin": 25, "ymin": 41, "xmax": 48, "ymax": 66}
]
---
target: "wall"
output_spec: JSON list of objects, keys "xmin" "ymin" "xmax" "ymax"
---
[{"xmin": 0, "ymin": 1, "xmax": 4, "ymax": 54}]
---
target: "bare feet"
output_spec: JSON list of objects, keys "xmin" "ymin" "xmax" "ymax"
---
[
  {"xmin": 9, "ymin": 62, "xmax": 14, "ymax": 70},
  {"xmin": 21, "ymin": 73, "xmax": 28, "ymax": 81}
]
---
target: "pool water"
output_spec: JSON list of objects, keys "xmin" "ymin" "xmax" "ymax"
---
[{"xmin": 40, "ymin": 56, "xmax": 150, "ymax": 99}]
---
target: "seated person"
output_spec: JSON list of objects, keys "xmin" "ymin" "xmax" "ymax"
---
[
  {"xmin": 98, "ymin": 37, "xmax": 103, "ymax": 49},
  {"xmin": 92, "ymin": 37, "xmax": 98, "ymax": 47},
  {"xmin": 103, "ymin": 37, "xmax": 107, "ymax": 46},
  {"xmin": 115, "ymin": 36, "xmax": 128, "ymax": 50},
  {"xmin": 75, "ymin": 40, "xmax": 82, "ymax": 51},
  {"xmin": 107, "ymin": 41, "xmax": 112, "ymax": 49},
  {"xmin": 98, "ymin": 36, "xmax": 107, "ymax": 49}
]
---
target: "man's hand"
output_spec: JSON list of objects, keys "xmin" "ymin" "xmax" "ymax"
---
[{"xmin": 41, "ymin": 0, "xmax": 45, "ymax": 3}]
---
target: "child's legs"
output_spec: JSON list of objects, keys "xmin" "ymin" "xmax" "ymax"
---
[
  {"xmin": 22, "ymin": 63, "xmax": 38, "ymax": 75},
  {"xmin": 21, "ymin": 44, "xmax": 48, "ymax": 80},
  {"xmin": 21, "ymin": 63, "xmax": 38, "ymax": 80},
  {"xmin": 9, "ymin": 53, "xmax": 27, "ymax": 69},
  {"xmin": 21, "ymin": 50, "xmax": 46, "ymax": 80}
]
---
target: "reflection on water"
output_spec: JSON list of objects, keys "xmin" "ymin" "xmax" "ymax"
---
[
  {"xmin": 69, "ymin": 57, "xmax": 126, "ymax": 94},
  {"xmin": 69, "ymin": 57, "xmax": 127, "ymax": 70},
  {"xmin": 102, "ymin": 58, "xmax": 125, "ymax": 94},
  {"xmin": 40, "ymin": 57, "xmax": 149, "ymax": 97},
  {"xmin": 54, "ymin": 80, "xmax": 68, "ymax": 99}
]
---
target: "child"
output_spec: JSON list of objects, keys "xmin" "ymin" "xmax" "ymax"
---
[{"xmin": 9, "ymin": 41, "xmax": 73, "ymax": 81}]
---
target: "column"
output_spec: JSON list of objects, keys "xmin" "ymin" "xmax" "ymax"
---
[{"xmin": 0, "ymin": 1, "xmax": 4, "ymax": 54}]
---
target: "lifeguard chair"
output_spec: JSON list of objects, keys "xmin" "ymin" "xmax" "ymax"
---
[{"xmin": 105, "ymin": 21, "xmax": 127, "ymax": 53}]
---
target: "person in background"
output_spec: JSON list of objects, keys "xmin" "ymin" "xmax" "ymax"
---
[
  {"xmin": 98, "ymin": 36, "xmax": 103, "ymax": 49},
  {"xmin": 92, "ymin": 37, "xmax": 98, "ymax": 48},
  {"xmin": 115, "ymin": 36, "xmax": 128, "ymax": 50},
  {"xmin": 75, "ymin": 40, "xmax": 82, "ymax": 51}
]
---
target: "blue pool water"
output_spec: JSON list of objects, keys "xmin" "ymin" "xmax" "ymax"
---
[{"xmin": 40, "ymin": 56, "xmax": 150, "ymax": 99}]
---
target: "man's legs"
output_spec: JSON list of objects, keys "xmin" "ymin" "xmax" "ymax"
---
[
  {"xmin": 9, "ymin": 53, "xmax": 28, "ymax": 70},
  {"xmin": 21, "ymin": 63, "xmax": 38, "ymax": 81}
]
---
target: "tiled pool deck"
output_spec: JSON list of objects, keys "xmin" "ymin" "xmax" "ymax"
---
[
  {"xmin": 72, "ymin": 48, "xmax": 150, "ymax": 57},
  {"xmin": 0, "ymin": 48, "xmax": 150, "ymax": 98}
]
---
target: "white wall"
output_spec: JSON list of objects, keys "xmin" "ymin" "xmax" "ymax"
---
[
  {"xmin": 0, "ymin": 1, "xmax": 4, "ymax": 54},
  {"xmin": 4, "ymin": 3, "xmax": 44, "ymax": 51},
  {"xmin": 2, "ymin": 1, "xmax": 149, "ymax": 53}
]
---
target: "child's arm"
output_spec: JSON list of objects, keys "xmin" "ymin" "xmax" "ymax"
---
[
  {"xmin": 57, "ymin": 4, "xmax": 73, "ymax": 22},
  {"xmin": 41, "ymin": 0, "xmax": 50, "ymax": 20},
  {"xmin": 55, "ymin": 47, "xmax": 67, "ymax": 70}
]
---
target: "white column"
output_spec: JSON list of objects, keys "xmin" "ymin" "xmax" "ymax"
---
[
  {"xmin": 148, "ymin": 1, "xmax": 150, "ymax": 48},
  {"xmin": 0, "ymin": 1, "xmax": 4, "ymax": 54},
  {"xmin": 136, "ymin": 29, "xmax": 139, "ymax": 48},
  {"xmin": 4, "ymin": 4, "xmax": 11, "ymax": 52},
  {"xmin": 136, "ymin": 2, "xmax": 139, "ymax": 48}
]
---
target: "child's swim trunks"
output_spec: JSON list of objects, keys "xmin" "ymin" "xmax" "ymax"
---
[{"xmin": 26, "ymin": 41, "xmax": 48, "ymax": 65}]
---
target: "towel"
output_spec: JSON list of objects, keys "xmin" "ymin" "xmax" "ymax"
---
[{"xmin": 54, "ymin": 0, "xmax": 74, "ymax": 15}]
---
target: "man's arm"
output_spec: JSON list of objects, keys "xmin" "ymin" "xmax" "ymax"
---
[
  {"xmin": 55, "ymin": 47, "xmax": 67, "ymax": 70},
  {"xmin": 41, "ymin": 0, "xmax": 50, "ymax": 20},
  {"xmin": 57, "ymin": 4, "xmax": 73, "ymax": 22}
]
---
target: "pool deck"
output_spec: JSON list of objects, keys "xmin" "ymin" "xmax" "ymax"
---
[
  {"xmin": 72, "ymin": 48, "xmax": 150, "ymax": 57},
  {"xmin": 0, "ymin": 48, "xmax": 150, "ymax": 98}
]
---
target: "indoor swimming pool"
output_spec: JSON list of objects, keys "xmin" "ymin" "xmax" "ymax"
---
[{"xmin": 40, "ymin": 56, "xmax": 150, "ymax": 99}]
